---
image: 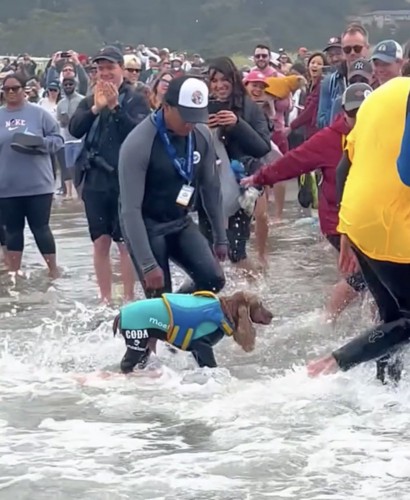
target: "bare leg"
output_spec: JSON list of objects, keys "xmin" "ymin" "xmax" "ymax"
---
[
  {"xmin": 42, "ymin": 253, "xmax": 60, "ymax": 279},
  {"xmin": 93, "ymin": 235, "xmax": 112, "ymax": 303},
  {"xmin": 116, "ymin": 242, "xmax": 135, "ymax": 302},
  {"xmin": 254, "ymin": 192, "xmax": 269, "ymax": 267},
  {"xmin": 7, "ymin": 251, "xmax": 23, "ymax": 272},
  {"xmin": 325, "ymin": 279, "xmax": 359, "ymax": 322},
  {"xmin": 273, "ymin": 182, "xmax": 286, "ymax": 222}
]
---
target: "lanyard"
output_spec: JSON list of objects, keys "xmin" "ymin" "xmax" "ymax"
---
[{"xmin": 154, "ymin": 110, "xmax": 194, "ymax": 183}]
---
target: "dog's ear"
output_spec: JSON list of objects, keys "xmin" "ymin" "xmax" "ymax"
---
[
  {"xmin": 233, "ymin": 304, "xmax": 256, "ymax": 353},
  {"xmin": 113, "ymin": 314, "xmax": 120, "ymax": 337}
]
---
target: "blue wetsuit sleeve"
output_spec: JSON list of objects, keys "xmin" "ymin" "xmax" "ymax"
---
[{"xmin": 397, "ymin": 96, "xmax": 410, "ymax": 186}]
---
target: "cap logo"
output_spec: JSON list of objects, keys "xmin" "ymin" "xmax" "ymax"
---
[
  {"xmin": 355, "ymin": 62, "xmax": 364, "ymax": 70},
  {"xmin": 330, "ymin": 37, "xmax": 338, "ymax": 43},
  {"xmin": 364, "ymin": 90, "xmax": 372, "ymax": 98},
  {"xmin": 378, "ymin": 44, "xmax": 387, "ymax": 52},
  {"xmin": 191, "ymin": 90, "xmax": 204, "ymax": 105}
]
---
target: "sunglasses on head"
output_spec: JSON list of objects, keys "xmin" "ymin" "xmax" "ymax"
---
[
  {"xmin": 125, "ymin": 68, "xmax": 141, "ymax": 73},
  {"xmin": 3, "ymin": 85, "xmax": 22, "ymax": 93},
  {"xmin": 255, "ymin": 54, "xmax": 269, "ymax": 59},
  {"xmin": 343, "ymin": 45, "xmax": 364, "ymax": 55}
]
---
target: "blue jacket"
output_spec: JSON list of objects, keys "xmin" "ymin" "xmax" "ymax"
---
[{"xmin": 317, "ymin": 70, "xmax": 347, "ymax": 129}]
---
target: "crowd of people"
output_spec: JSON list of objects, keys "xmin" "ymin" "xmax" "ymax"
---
[{"xmin": 0, "ymin": 24, "xmax": 410, "ymax": 381}]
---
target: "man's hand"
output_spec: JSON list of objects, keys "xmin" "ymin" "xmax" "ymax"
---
[
  {"xmin": 339, "ymin": 234, "xmax": 359, "ymax": 275},
  {"xmin": 144, "ymin": 266, "xmax": 165, "ymax": 291},
  {"xmin": 307, "ymin": 354, "xmax": 339, "ymax": 377},
  {"xmin": 68, "ymin": 50, "xmax": 80, "ymax": 65},
  {"xmin": 240, "ymin": 175, "xmax": 257, "ymax": 188},
  {"xmin": 214, "ymin": 243, "xmax": 228, "ymax": 262},
  {"xmin": 51, "ymin": 52, "xmax": 61, "ymax": 67},
  {"xmin": 92, "ymin": 82, "xmax": 108, "ymax": 113},
  {"xmin": 104, "ymin": 82, "xmax": 119, "ymax": 110}
]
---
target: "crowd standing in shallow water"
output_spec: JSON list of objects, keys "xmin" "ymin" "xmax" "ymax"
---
[{"xmin": 1, "ymin": 22, "xmax": 410, "ymax": 381}]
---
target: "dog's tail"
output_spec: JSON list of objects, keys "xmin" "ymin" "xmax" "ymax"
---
[{"xmin": 112, "ymin": 314, "xmax": 120, "ymax": 336}]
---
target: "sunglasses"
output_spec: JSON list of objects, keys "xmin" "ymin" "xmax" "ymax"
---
[
  {"xmin": 342, "ymin": 45, "xmax": 364, "ymax": 55},
  {"xmin": 160, "ymin": 78, "xmax": 172, "ymax": 84},
  {"xmin": 48, "ymin": 88, "xmax": 59, "ymax": 92},
  {"xmin": 255, "ymin": 54, "xmax": 269, "ymax": 59},
  {"xmin": 125, "ymin": 68, "xmax": 141, "ymax": 73},
  {"xmin": 3, "ymin": 86, "xmax": 22, "ymax": 93}
]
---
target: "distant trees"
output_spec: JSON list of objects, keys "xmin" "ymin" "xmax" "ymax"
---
[{"xmin": 0, "ymin": 0, "xmax": 410, "ymax": 56}]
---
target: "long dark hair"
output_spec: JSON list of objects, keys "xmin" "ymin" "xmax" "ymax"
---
[
  {"xmin": 306, "ymin": 52, "xmax": 328, "ymax": 85},
  {"xmin": 208, "ymin": 56, "xmax": 247, "ymax": 111}
]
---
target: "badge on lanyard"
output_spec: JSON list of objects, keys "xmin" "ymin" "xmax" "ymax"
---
[
  {"xmin": 155, "ymin": 111, "xmax": 196, "ymax": 207},
  {"xmin": 176, "ymin": 184, "xmax": 195, "ymax": 206}
]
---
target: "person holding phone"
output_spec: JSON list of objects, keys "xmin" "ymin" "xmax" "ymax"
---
[{"xmin": 200, "ymin": 56, "xmax": 271, "ymax": 272}]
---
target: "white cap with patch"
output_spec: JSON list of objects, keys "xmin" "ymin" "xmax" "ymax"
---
[{"xmin": 164, "ymin": 76, "xmax": 209, "ymax": 123}]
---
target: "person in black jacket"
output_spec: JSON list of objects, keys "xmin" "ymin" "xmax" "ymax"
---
[
  {"xmin": 201, "ymin": 56, "xmax": 271, "ymax": 270},
  {"xmin": 69, "ymin": 46, "xmax": 150, "ymax": 304}
]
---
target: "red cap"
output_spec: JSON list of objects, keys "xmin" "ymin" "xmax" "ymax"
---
[{"xmin": 244, "ymin": 70, "xmax": 268, "ymax": 85}]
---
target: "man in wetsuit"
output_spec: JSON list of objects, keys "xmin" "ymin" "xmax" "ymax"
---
[
  {"xmin": 119, "ymin": 76, "xmax": 228, "ymax": 298},
  {"xmin": 308, "ymin": 77, "xmax": 410, "ymax": 382}
]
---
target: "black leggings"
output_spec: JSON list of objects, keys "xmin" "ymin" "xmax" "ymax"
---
[
  {"xmin": 0, "ymin": 194, "xmax": 56, "ymax": 254},
  {"xmin": 332, "ymin": 247, "xmax": 410, "ymax": 383},
  {"xmin": 198, "ymin": 206, "xmax": 251, "ymax": 263},
  {"xmin": 128, "ymin": 218, "xmax": 225, "ymax": 299}
]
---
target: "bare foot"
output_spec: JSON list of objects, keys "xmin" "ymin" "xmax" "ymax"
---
[{"xmin": 48, "ymin": 267, "xmax": 61, "ymax": 279}]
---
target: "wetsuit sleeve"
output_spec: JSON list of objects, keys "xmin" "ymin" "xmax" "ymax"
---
[
  {"xmin": 252, "ymin": 127, "xmax": 330, "ymax": 186},
  {"xmin": 224, "ymin": 100, "xmax": 271, "ymax": 158},
  {"xmin": 332, "ymin": 318, "xmax": 410, "ymax": 371},
  {"xmin": 396, "ymin": 93, "xmax": 410, "ymax": 186},
  {"xmin": 118, "ymin": 118, "xmax": 158, "ymax": 273},
  {"xmin": 196, "ymin": 126, "xmax": 228, "ymax": 245},
  {"xmin": 68, "ymin": 96, "xmax": 96, "ymax": 138},
  {"xmin": 111, "ymin": 92, "xmax": 150, "ymax": 140},
  {"xmin": 336, "ymin": 152, "xmax": 352, "ymax": 205}
]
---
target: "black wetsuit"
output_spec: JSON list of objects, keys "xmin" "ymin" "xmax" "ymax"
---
[
  {"xmin": 118, "ymin": 113, "xmax": 227, "ymax": 297},
  {"xmin": 335, "ymin": 152, "xmax": 409, "ymax": 383}
]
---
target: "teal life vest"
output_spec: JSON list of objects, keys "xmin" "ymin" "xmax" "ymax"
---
[{"xmin": 162, "ymin": 291, "xmax": 234, "ymax": 350}]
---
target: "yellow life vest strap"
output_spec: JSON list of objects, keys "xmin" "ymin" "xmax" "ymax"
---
[
  {"xmin": 194, "ymin": 290, "xmax": 234, "ymax": 336},
  {"xmin": 161, "ymin": 293, "xmax": 175, "ymax": 343}
]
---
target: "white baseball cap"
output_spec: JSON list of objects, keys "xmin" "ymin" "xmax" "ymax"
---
[{"xmin": 164, "ymin": 76, "xmax": 209, "ymax": 123}]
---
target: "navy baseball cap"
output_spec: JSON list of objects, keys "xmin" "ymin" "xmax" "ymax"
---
[
  {"xmin": 47, "ymin": 81, "xmax": 60, "ymax": 91},
  {"xmin": 92, "ymin": 46, "xmax": 124, "ymax": 65},
  {"xmin": 371, "ymin": 40, "xmax": 403, "ymax": 63}
]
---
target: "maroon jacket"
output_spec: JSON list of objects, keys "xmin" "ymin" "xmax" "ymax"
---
[
  {"xmin": 290, "ymin": 78, "xmax": 321, "ymax": 138},
  {"xmin": 253, "ymin": 115, "xmax": 351, "ymax": 236}
]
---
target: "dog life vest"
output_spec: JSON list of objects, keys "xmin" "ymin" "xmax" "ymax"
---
[
  {"xmin": 119, "ymin": 291, "xmax": 234, "ymax": 351},
  {"xmin": 162, "ymin": 291, "xmax": 234, "ymax": 350}
]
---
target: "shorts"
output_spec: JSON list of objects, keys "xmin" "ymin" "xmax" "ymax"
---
[
  {"xmin": 326, "ymin": 234, "xmax": 367, "ymax": 292},
  {"xmin": 82, "ymin": 189, "xmax": 123, "ymax": 242},
  {"xmin": 65, "ymin": 143, "xmax": 83, "ymax": 168}
]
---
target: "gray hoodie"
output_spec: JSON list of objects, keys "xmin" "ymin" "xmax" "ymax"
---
[{"xmin": 0, "ymin": 102, "xmax": 64, "ymax": 198}]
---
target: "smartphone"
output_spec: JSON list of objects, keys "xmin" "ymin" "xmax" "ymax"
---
[
  {"xmin": 208, "ymin": 100, "xmax": 230, "ymax": 114},
  {"xmin": 61, "ymin": 51, "xmax": 71, "ymax": 59}
]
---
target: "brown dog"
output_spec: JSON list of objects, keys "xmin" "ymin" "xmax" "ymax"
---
[{"xmin": 115, "ymin": 291, "xmax": 273, "ymax": 372}]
